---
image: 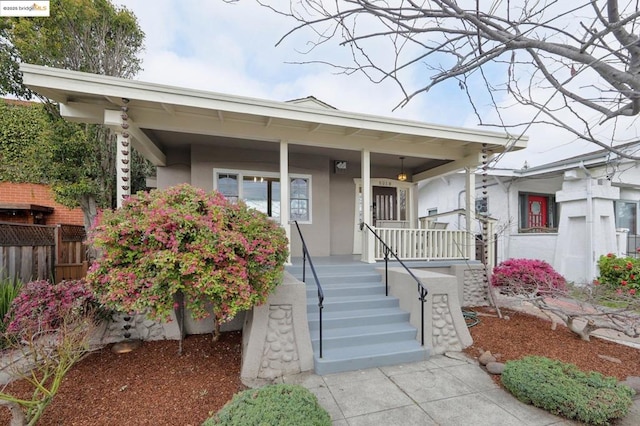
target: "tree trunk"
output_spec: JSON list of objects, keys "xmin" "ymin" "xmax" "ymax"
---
[
  {"xmin": 567, "ymin": 316, "xmax": 591, "ymax": 341},
  {"xmin": 212, "ymin": 317, "xmax": 220, "ymax": 343},
  {"xmin": 80, "ymin": 195, "xmax": 99, "ymax": 262},
  {"xmin": 173, "ymin": 291, "xmax": 185, "ymax": 355}
]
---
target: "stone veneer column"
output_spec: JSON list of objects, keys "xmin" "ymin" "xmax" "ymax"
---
[
  {"xmin": 384, "ymin": 267, "xmax": 472, "ymax": 355},
  {"xmin": 241, "ymin": 272, "xmax": 313, "ymax": 381}
]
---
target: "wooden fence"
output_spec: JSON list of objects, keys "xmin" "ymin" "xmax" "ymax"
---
[
  {"xmin": 0, "ymin": 222, "xmax": 87, "ymax": 284},
  {"xmin": 55, "ymin": 224, "xmax": 88, "ymax": 283}
]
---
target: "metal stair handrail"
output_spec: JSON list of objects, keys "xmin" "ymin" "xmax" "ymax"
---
[
  {"xmin": 360, "ymin": 222, "xmax": 429, "ymax": 346},
  {"xmin": 292, "ymin": 220, "xmax": 325, "ymax": 358}
]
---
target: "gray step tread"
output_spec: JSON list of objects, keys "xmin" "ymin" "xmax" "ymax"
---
[
  {"xmin": 310, "ymin": 322, "xmax": 416, "ymax": 341},
  {"xmin": 316, "ymin": 340, "xmax": 425, "ymax": 361},
  {"xmin": 305, "ymin": 281, "xmax": 384, "ymax": 288},
  {"xmin": 309, "ymin": 294, "xmax": 397, "ymax": 307},
  {"xmin": 311, "ymin": 328, "xmax": 419, "ymax": 351},
  {"xmin": 306, "ymin": 284, "xmax": 385, "ymax": 295},
  {"xmin": 316, "ymin": 293, "xmax": 390, "ymax": 302},
  {"xmin": 296, "ymin": 272, "xmax": 381, "ymax": 279},
  {"xmin": 307, "ymin": 298, "xmax": 399, "ymax": 313},
  {"xmin": 314, "ymin": 345, "xmax": 428, "ymax": 375},
  {"xmin": 308, "ymin": 307, "xmax": 408, "ymax": 321},
  {"xmin": 309, "ymin": 287, "xmax": 386, "ymax": 298}
]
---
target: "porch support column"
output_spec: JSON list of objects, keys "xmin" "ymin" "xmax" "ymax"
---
[
  {"xmin": 280, "ymin": 140, "xmax": 291, "ymax": 263},
  {"xmin": 116, "ymin": 131, "xmax": 131, "ymax": 208},
  {"xmin": 361, "ymin": 149, "xmax": 375, "ymax": 263},
  {"xmin": 410, "ymin": 183, "xmax": 418, "ymax": 228},
  {"xmin": 465, "ymin": 167, "xmax": 476, "ymax": 260}
]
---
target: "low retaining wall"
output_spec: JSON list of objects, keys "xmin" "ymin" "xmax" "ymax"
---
[
  {"xmin": 101, "ymin": 303, "xmax": 247, "ymax": 344},
  {"xmin": 417, "ymin": 263, "xmax": 489, "ymax": 307},
  {"xmin": 383, "ymin": 267, "xmax": 473, "ymax": 354}
]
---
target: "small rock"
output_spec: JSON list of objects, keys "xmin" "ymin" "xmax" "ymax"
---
[
  {"xmin": 486, "ymin": 362, "xmax": 505, "ymax": 375},
  {"xmin": 598, "ymin": 354, "xmax": 622, "ymax": 364},
  {"xmin": 478, "ymin": 351, "xmax": 496, "ymax": 366}
]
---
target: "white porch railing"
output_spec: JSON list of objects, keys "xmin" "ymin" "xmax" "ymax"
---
[{"xmin": 373, "ymin": 227, "xmax": 471, "ymax": 261}]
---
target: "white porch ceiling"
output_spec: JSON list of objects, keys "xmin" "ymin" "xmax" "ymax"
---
[{"xmin": 20, "ymin": 63, "xmax": 527, "ymax": 177}]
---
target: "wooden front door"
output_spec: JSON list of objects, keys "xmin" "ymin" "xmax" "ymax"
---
[
  {"xmin": 527, "ymin": 195, "xmax": 548, "ymax": 228},
  {"xmin": 373, "ymin": 186, "xmax": 397, "ymax": 226}
]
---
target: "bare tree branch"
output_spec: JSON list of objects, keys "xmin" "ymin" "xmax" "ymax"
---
[{"xmin": 265, "ymin": 0, "xmax": 640, "ymax": 160}]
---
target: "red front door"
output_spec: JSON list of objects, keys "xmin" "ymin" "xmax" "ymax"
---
[{"xmin": 528, "ymin": 195, "xmax": 548, "ymax": 228}]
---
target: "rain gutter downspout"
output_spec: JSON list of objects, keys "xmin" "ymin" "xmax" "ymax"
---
[
  {"xmin": 456, "ymin": 181, "xmax": 502, "ymax": 229},
  {"xmin": 579, "ymin": 162, "xmax": 595, "ymax": 282}
]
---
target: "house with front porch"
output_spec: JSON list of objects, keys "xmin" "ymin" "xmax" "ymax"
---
[
  {"xmin": 419, "ymin": 142, "xmax": 640, "ymax": 285},
  {"xmin": 20, "ymin": 63, "xmax": 526, "ymax": 376}
]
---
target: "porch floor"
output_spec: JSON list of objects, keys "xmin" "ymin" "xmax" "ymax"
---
[{"xmin": 288, "ymin": 254, "xmax": 480, "ymax": 269}]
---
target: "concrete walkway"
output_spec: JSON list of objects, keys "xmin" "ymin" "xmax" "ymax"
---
[{"xmin": 280, "ymin": 352, "xmax": 639, "ymax": 426}]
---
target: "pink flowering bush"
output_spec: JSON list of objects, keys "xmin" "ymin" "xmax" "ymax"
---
[
  {"xmin": 4, "ymin": 279, "xmax": 97, "ymax": 338},
  {"xmin": 491, "ymin": 258, "xmax": 567, "ymax": 294},
  {"xmin": 597, "ymin": 253, "xmax": 640, "ymax": 296},
  {"xmin": 86, "ymin": 184, "xmax": 289, "ymax": 324}
]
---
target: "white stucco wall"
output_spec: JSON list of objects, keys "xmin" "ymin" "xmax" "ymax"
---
[
  {"xmin": 418, "ymin": 172, "xmax": 563, "ymax": 266},
  {"xmin": 508, "ymin": 234, "xmax": 557, "ymax": 264}
]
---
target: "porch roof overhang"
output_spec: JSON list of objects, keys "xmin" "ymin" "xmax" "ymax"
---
[{"xmin": 20, "ymin": 64, "xmax": 527, "ymax": 177}]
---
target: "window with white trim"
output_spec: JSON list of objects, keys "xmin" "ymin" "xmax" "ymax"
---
[
  {"xmin": 615, "ymin": 200, "xmax": 638, "ymax": 234},
  {"xmin": 214, "ymin": 169, "xmax": 312, "ymax": 223},
  {"xmin": 290, "ymin": 177, "xmax": 310, "ymax": 221}
]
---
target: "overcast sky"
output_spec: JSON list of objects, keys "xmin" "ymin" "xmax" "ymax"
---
[{"xmin": 114, "ymin": 0, "xmax": 602, "ymax": 169}]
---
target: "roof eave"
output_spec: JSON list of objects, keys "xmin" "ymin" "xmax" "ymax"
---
[{"xmin": 20, "ymin": 63, "xmax": 526, "ymax": 151}]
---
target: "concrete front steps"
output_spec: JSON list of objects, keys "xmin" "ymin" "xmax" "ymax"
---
[{"xmin": 287, "ymin": 262, "xmax": 429, "ymax": 375}]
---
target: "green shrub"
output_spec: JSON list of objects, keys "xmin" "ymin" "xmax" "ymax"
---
[
  {"xmin": 0, "ymin": 275, "xmax": 22, "ymax": 333},
  {"xmin": 203, "ymin": 384, "xmax": 331, "ymax": 426},
  {"xmin": 502, "ymin": 356, "xmax": 634, "ymax": 425},
  {"xmin": 597, "ymin": 253, "xmax": 640, "ymax": 295}
]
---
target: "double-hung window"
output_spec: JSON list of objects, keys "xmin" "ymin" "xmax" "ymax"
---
[{"xmin": 214, "ymin": 169, "xmax": 312, "ymax": 223}]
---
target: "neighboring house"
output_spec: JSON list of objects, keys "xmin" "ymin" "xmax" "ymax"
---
[
  {"xmin": 0, "ymin": 182, "xmax": 84, "ymax": 226},
  {"xmin": 19, "ymin": 64, "xmax": 526, "ymax": 263},
  {"xmin": 419, "ymin": 142, "xmax": 640, "ymax": 284},
  {"xmin": 0, "ymin": 182, "xmax": 87, "ymax": 283}
]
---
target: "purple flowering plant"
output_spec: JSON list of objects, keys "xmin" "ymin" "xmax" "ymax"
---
[
  {"xmin": 86, "ymin": 184, "xmax": 289, "ymax": 324},
  {"xmin": 4, "ymin": 279, "xmax": 97, "ymax": 338},
  {"xmin": 491, "ymin": 258, "xmax": 567, "ymax": 294}
]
